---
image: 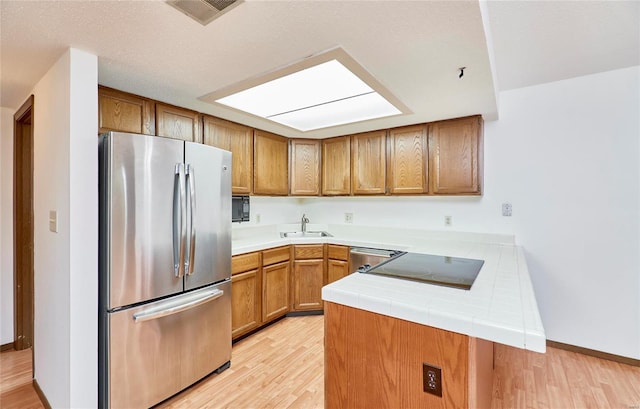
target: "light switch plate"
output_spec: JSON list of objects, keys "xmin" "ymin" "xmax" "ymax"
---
[{"xmin": 49, "ymin": 210, "xmax": 58, "ymax": 233}]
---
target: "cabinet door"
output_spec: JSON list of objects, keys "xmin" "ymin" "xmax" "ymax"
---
[
  {"xmin": 98, "ymin": 86, "xmax": 155, "ymax": 135},
  {"xmin": 428, "ymin": 116, "xmax": 483, "ymax": 195},
  {"xmin": 351, "ymin": 131, "xmax": 386, "ymax": 195},
  {"xmin": 156, "ymin": 102, "xmax": 201, "ymax": 142},
  {"xmin": 262, "ymin": 261, "xmax": 290, "ymax": 322},
  {"xmin": 327, "ymin": 259, "xmax": 350, "ymax": 284},
  {"xmin": 293, "ymin": 259, "xmax": 324, "ymax": 311},
  {"xmin": 253, "ymin": 130, "xmax": 289, "ymax": 195},
  {"xmin": 322, "ymin": 136, "xmax": 351, "ymax": 195},
  {"xmin": 203, "ymin": 116, "xmax": 253, "ymax": 194},
  {"xmin": 231, "ymin": 269, "xmax": 261, "ymax": 339},
  {"xmin": 290, "ymin": 139, "xmax": 321, "ymax": 196},
  {"xmin": 388, "ymin": 125, "xmax": 428, "ymax": 194}
]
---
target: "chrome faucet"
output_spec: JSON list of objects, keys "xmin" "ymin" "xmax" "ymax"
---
[{"xmin": 301, "ymin": 214, "xmax": 309, "ymax": 232}]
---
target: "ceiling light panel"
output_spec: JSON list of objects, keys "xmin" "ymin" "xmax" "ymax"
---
[
  {"xmin": 212, "ymin": 52, "xmax": 407, "ymax": 132},
  {"xmin": 268, "ymin": 92, "xmax": 401, "ymax": 131},
  {"xmin": 216, "ymin": 60, "xmax": 373, "ymax": 118}
]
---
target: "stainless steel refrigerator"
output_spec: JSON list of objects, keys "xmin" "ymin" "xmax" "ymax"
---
[{"xmin": 98, "ymin": 131, "xmax": 232, "ymax": 408}]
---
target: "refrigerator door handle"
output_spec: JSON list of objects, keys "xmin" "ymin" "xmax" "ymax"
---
[
  {"xmin": 185, "ymin": 164, "xmax": 196, "ymax": 276},
  {"xmin": 132, "ymin": 288, "xmax": 224, "ymax": 323},
  {"xmin": 173, "ymin": 163, "xmax": 187, "ymax": 277}
]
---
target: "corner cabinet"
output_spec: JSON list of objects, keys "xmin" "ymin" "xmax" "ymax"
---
[
  {"xmin": 387, "ymin": 124, "xmax": 428, "ymax": 194},
  {"xmin": 428, "ymin": 116, "xmax": 483, "ymax": 195},
  {"xmin": 254, "ymin": 130, "xmax": 289, "ymax": 195},
  {"xmin": 322, "ymin": 136, "xmax": 351, "ymax": 195},
  {"xmin": 351, "ymin": 130, "xmax": 387, "ymax": 195},
  {"xmin": 155, "ymin": 102, "xmax": 202, "ymax": 142},
  {"xmin": 202, "ymin": 116, "xmax": 253, "ymax": 194},
  {"xmin": 98, "ymin": 86, "xmax": 155, "ymax": 135},
  {"xmin": 290, "ymin": 139, "xmax": 321, "ymax": 196}
]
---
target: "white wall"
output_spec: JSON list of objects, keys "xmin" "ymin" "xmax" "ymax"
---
[
  {"xmin": 0, "ymin": 107, "xmax": 13, "ymax": 345},
  {"xmin": 68, "ymin": 49, "xmax": 98, "ymax": 408},
  {"xmin": 31, "ymin": 48, "xmax": 98, "ymax": 408},
  {"xmin": 490, "ymin": 66, "xmax": 639, "ymax": 359},
  {"xmin": 234, "ymin": 196, "xmax": 304, "ymax": 227},
  {"xmin": 303, "ymin": 66, "xmax": 640, "ymax": 359}
]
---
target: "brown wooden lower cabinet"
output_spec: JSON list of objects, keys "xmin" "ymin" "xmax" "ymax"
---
[
  {"xmin": 231, "ymin": 252, "xmax": 262, "ymax": 340},
  {"xmin": 292, "ymin": 244, "xmax": 325, "ymax": 312},
  {"xmin": 262, "ymin": 246, "xmax": 291, "ymax": 322},
  {"xmin": 324, "ymin": 302, "xmax": 493, "ymax": 409},
  {"xmin": 293, "ymin": 259, "xmax": 324, "ymax": 311},
  {"xmin": 262, "ymin": 261, "xmax": 290, "ymax": 322},
  {"xmin": 326, "ymin": 244, "xmax": 350, "ymax": 284}
]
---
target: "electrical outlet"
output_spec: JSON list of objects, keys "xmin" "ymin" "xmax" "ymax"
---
[
  {"xmin": 255, "ymin": 213, "xmax": 261, "ymax": 224},
  {"xmin": 502, "ymin": 203, "xmax": 512, "ymax": 217},
  {"xmin": 423, "ymin": 363, "xmax": 442, "ymax": 397},
  {"xmin": 444, "ymin": 215, "xmax": 452, "ymax": 227},
  {"xmin": 345, "ymin": 213, "xmax": 353, "ymax": 223}
]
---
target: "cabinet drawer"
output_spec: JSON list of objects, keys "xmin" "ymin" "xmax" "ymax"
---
[
  {"xmin": 262, "ymin": 246, "xmax": 290, "ymax": 266},
  {"xmin": 294, "ymin": 245, "xmax": 324, "ymax": 260},
  {"xmin": 232, "ymin": 252, "xmax": 261, "ymax": 275},
  {"xmin": 327, "ymin": 245, "xmax": 349, "ymax": 261}
]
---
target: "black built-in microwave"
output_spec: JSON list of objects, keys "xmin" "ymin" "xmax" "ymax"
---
[{"xmin": 232, "ymin": 196, "xmax": 250, "ymax": 222}]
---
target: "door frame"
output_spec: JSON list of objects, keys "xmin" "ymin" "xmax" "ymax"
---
[{"xmin": 13, "ymin": 95, "xmax": 34, "ymax": 352}]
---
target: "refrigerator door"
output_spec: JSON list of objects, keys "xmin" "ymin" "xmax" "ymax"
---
[
  {"xmin": 104, "ymin": 132, "xmax": 185, "ymax": 309},
  {"xmin": 107, "ymin": 280, "xmax": 231, "ymax": 409},
  {"xmin": 184, "ymin": 142, "xmax": 232, "ymax": 290}
]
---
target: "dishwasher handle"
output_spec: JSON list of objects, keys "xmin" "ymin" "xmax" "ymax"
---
[{"xmin": 350, "ymin": 248, "xmax": 395, "ymax": 258}]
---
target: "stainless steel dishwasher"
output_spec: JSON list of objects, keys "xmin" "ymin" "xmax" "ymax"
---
[{"xmin": 349, "ymin": 247, "xmax": 405, "ymax": 272}]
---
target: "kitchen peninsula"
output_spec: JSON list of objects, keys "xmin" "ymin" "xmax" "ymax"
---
[{"xmin": 232, "ymin": 223, "xmax": 545, "ymax": 408}]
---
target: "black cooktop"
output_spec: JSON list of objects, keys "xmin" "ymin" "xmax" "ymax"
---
[{"xmin": 360, "ymin": 252, "xmax": 484, "ymax": 290}]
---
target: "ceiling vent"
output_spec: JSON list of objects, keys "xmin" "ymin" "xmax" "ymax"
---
[{"xmin": 167, "ymin": 0, "xmax": 242, "ymax": 25}]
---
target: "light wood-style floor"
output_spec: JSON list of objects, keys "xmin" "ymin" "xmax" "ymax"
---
[{"xmin": 2, "ymin": 316, "xmax": 639, "ymax": 408}]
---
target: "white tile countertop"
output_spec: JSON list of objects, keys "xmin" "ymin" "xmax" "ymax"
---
[{"xmin": 232, "ymin": 223, "xmax": 546, "ymax": 353}]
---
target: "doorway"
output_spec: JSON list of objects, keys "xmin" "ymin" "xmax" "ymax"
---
[{"xmin": 13, "ymin": 95, "xmax": 34, "ymax": 351}]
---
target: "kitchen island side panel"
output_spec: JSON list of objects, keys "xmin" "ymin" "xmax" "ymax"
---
[{"xmin": 325, "ymin": 302, "xmax": 479, "ymax": 409}]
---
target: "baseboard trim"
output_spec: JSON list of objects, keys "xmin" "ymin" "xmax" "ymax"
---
[
  {"xmin": 547, "ymin": 340, "xmax": 640, "ymax": 367},
  {"xmin": 0, "ymin": 342, "xmax": 14, "ymax": 352},
  {"xmin": 33, "ymin": 379, "xmax": 52, "ymax": 409}
]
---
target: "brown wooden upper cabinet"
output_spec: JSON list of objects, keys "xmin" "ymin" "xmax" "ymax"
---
[
  {"xmin": 289, "ymin": 139, "xmax": 321, "ymax": 196},
  {"xmin": 387, "ymin": 124, "xmax": 428, "ymax": 194},
  {"xmin": 428, "ymin": 115, "xmax": 483, "ymax": 195},
  {"xmin": 98, "ymin": 86, "xmax": 155, "ymax": 135},
  {"xmin": 253, "ymin": 130, "xmax": 289, "ymax": 195},
  {"xmin": 155, "ymin": 102, "xmax": 201, "ymax": 142},
  {"xmin": 351, "ymin": 130, "xmax": 386, "ymax": 195},
  {"xmin": 202, "ymin": 116, "xmax": 253, "ymax": 194},
  {"xmin": 322, "ymin": 136, "xmax": 351, "ymax": 196}
]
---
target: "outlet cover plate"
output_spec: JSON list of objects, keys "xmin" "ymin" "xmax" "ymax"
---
[{"xmin": 423, "ymin": 363, "xmax": 442, "ymax": 397}]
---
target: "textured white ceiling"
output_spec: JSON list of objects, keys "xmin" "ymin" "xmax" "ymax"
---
[
  {"xmin": 1, "ymin": 1, "xmax": 638, "ymax": 138},
  {"xmin": 486, "ymin": 0, "xmax": 640, "ymax": 91}
]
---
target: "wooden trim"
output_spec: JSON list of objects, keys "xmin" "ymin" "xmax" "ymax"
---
[
  {"xmin": 547, "ymin": 340, "xmax": 640, "ymax": 367},
  {"xmin": 13, "ymin": 95, "xmax": 35, "ymax": 352},
  {"xmin": 33, "ymin": 379, "xmax": 52, "ymax": 409},
  {"xmin": 14, "ymin": 95, "xmax": 34, "ymax": 121},
  {"xmin": 467, "ymin": 337, "xmax": 493, "ymax": 409},
  {"xmin": 0, "ymin": 342, "xmax": 14, "ymax": 352}
]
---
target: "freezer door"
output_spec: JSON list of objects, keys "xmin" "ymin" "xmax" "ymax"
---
[
  {"xmin": 103, "ymin": 132, "xmax": 185, "ymax": 309},
  {"xmin": 184, "ymin": 142, "xmax": 232, "ymax": 290},
  {"xmin": 107, "ymin": 281, "xmax": 231, "ymax": 409}
]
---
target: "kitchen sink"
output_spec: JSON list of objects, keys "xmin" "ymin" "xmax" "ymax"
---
[{"xmin": 280, "ymin": 231, "xmax": 333, "ymax": 238}]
